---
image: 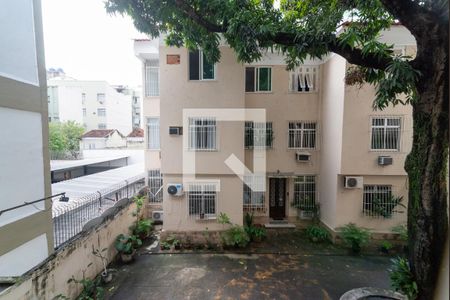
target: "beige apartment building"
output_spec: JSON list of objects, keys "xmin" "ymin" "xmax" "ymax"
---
[
  {"xmin": 135, "ymin": 25, "xmax": 415, "ymax": 236},
  {"xmin": 0, "ymin": 0, "xmax": 54, "ymax": 277}
]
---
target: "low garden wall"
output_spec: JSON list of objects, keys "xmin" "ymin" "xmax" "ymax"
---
[{"xmin": 0, "ymin": 200, "xmax": 138, "ymax": 300}]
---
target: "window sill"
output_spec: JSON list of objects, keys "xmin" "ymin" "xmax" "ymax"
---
[
  {"xmin": 188, "ymin": 79, "xmax": 218, "ymax": 82},
  {"xmin": 195, "ymin": 216, "xmax": 217, "ymax": 221},
  {"xmin": 369, "ymin": 149, "xmax": 400, "ymax": 152},
  {"xmin": 245, "ymin": 91, "xmax": 273, "ymax": 94},
  {"xmin": 187, "ymin": 149, "xmax": 219, "ymax": 152},
  {"xmin": 287, "ymin": 91, "xmax": 318, "ymax": 94}
]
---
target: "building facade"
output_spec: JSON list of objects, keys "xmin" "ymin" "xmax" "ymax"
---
[
  {"xmin": 136, "ymin": 25, "xmax": 415, "ymax": 235},
  {"xmin": 47, "ymin": 78, "xmax": 132, "ymax": 135},
  {"xmin": 80, "ymin": 129, "xmax": 126, "ymax": 150},
  {"xmin": 0, "ymin": 0, "xmax": 54, "ymax": 277}
]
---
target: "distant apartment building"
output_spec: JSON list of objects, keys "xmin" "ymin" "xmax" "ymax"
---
[
  {"xmin": 112, "ymin": 85, "xmax": 142, "ymax": 129},
  {"xmin": 135, "ymin": 25, "xmax": 415, "ymax": 236},
  {"xmin": 0, "ymin": 0, "xmax": 54, "ymax": 277},
  {"xmin": 47, "ymin": 77, "xmax": 132, "ymax": 135}
]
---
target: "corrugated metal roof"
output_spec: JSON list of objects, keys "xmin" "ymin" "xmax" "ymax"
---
[{"xmin": 50, "ymin": 155, "xmax": 130, "ymax": 171}]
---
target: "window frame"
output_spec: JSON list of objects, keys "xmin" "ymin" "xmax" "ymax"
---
[
  {"xmin": 244, "ymin": 121, "xmax": 274, "ymax": 149},
  {"xmin": 243, "ymin": 175, "xmax": 266, "ymax": 212},
  {"xmin": 188, "ymin": 50, "xmax": 216, "ymax": 81},
  {"xmin": 293, "ymin": 175, "xmax": 317, "ymax": 211},
  {"xmin": 145, "ymin": 59, "xmax": 159, "ymax": 97},
  {"xmin": 363, "ymin": 185, "xmax": 399, "ymax": 218},
  {"xmin": 287, "ymin": 121, "xmax": 317, "ymax": 150},
  {"xmin": 245, "ymin": 66, "xmax": 273, "ymax": 93},
  {"xmin": 97, "ymin": 93, "xmax": 105, "ymax": 104},
  {"xmin": 97, "ymin": 108, "xmax": 106, "ymax": 117},
  {"xmin": 187, "ymin": 183, "xmax": 218, "ymax": 219},
  {"xmin": 98, "ymin": 123, "xmax": 106, "ymax": 129},
  {"xmin": 188, "ymin": 117, "xmax": 217, "ymax": 151},
  {"xmin": 148, "ymin": 169, "xmax": 163, "ymax": 203},
  {"xmin": 289, "ymin": 66, "xmax": 318, "ymax": 93},
  {"xmin": 370, "ymin": 116, "xmax": 402, "ymax": 152},
  {"xmin": 147, "ymin": 117, "xmax": 160, "ymax": 150}
]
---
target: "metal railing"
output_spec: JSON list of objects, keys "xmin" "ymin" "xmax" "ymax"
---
[{"xmin": 52, "ymin": 177, "xmax": 145, "ymax": 248}]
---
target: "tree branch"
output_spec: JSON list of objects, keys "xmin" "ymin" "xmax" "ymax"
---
[
  {"xmin": 174, "ymin": 0, "xmax": 226, "ymax": 33},
  {"xmin": 272, "ymin": 32, "xmax": 393, "ymax": 71}
]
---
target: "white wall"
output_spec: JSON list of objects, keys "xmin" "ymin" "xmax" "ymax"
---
[
  {"xmin": 0, "ymin": 0, "xmax": 39, "ymax": 86},
  {"xmin": 0, "ymin": 234, "xmax": 48, "ymax": 277},
  {"xmin": 57, "ymin": 85, "xmax": 84, "ymax": 124},
  {"xmin": 318, "ymin": 54, "xmax": 347, "ymax": 229},
  {"xmin": 0, "ymin": 107, "xmax": 45, "ymax": 227}
]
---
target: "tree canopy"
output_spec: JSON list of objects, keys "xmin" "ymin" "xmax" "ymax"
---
[
  {"xmin": 49, "ymin": 121, "xmax": 84, "ymax": 153},
  {"xmin": 105, "ymin": 1, "xmax": 448, "ymax": 298}
]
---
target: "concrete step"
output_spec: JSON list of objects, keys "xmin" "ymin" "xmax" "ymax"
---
[{"xmin": 264, "ymin": 223, "xmax": 296, "ymax": 229}]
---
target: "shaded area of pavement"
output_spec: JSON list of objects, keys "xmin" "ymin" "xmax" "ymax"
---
[{"xmin": 105, "ymin": 253, "xmax": 391, "ymax": 300}]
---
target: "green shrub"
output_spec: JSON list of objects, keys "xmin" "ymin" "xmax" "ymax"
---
[
  {"xmin": 245, "ymin": 226, "xmax": 267, "ymax": 242},
  {"xmin": 306, "ymin": 225, "xmax": 331, "ymax": 243},
  {"xmin": 380, "ymin": 240, "xmax": 393, "ymax": 253},
  {"xmin": 339, "ymin": 223, "xmax": 370, "ymax": 254},
  {"xmin": 218, "ymin": 212, "xmax": 232, "ymax": 225},
  {"xmin": 389, "ymin": 257, "xmax": 418, "ymax": 299},
  {"xmin": 133, "ymin": 219, "xmax": 153, "ymax": 238},
  {"xmin": 221, "ymin": 225, "xmax": 250, "ymax": 248},
  {"xmin": 392, "ymin": 224, "xmax": 408, "ymax": 241},
  {"xmin": 68, "ymin": 274, "xmax": 104, "ymax": 300},
  {"xmin": 114, "ymin": 234, "xmax": 142, "ymax": 255},
  {"xmin": 160, "ymin": 235, "xmax": 180, "ymax": 250},
  {"xmin": 244, "ymin": 212, "xmax": 254, "ymax": 228}
]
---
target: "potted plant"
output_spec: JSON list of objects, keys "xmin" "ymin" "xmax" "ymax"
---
[
  {"xmin": 133, "ymin": 219, "xmax": 153, "ymax": 240},
  {"xmin": 92, "ymin": 248, "xmax": 112, "ymax": 283},
  {"xmin": 380, "ymin": 241, "xmax": 394, "ymax": 254},
  {"xmin": 115, "ymin": 234, "xmax": 142, "ymax": 263}
]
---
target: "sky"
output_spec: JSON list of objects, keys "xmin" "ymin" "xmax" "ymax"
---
[{"xmin": 41, "ymin": 0, "xmax": 148, "ymax": 87}]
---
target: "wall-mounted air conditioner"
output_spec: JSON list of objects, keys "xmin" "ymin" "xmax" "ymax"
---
[
  {"xmin": 378, "ymin": 156, "xmax": 393, "ymax": 166},
  {"xmin": 295, "ymin": 152, "xmax": 311, "ymax": 162},
  {"xmin": 152, "ymin": 210, "xmax": 163, "ymax": 223},
  {"xmin": 344, "ymin": 176, "xmax": 363, "ymax": 189},
  {"xmin": 167, "ymin": 183, "xmax": 184, "ymax": 196},
  {"xmin": 169, "ymin": 126, "xmax": 183, "ymax": 135}
]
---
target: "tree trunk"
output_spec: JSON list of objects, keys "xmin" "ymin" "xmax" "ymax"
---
[{"xmin": 405, "ymin": 42, "xmax": 449, "ymax": 299}]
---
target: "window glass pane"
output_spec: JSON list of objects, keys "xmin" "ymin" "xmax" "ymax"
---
[
  {"xmin": 202, "ymin": 52, "xmax": 215, "ymax": 79},
  {"xmin": 147, "ymin": 118, "xmax": 160, "ymax": 149},
  {"xmin": 258, "ymin": 67, "xmax": 271, "ymax": 91},
  {"xmin": 245, "ymin": 67, "xmax": 255, "ymax": 92},
  {"xmin": 189, "ymin": 50, "xmax": 200, "ymax": 80}
]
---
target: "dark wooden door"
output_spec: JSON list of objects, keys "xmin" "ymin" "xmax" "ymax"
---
[{"xmin": 269, "ymin": 178, "xmax": 286, "ymax": 220}]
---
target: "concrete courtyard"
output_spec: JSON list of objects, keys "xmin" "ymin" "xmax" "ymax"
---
[{"xmin": 105, "ymin": 252, "xmax": 392, "ymax": 300}]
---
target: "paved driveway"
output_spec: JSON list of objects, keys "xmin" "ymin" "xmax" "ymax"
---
[{"xmin": 106, "ymin": 253, "xmax": 391, "ymax": 300}]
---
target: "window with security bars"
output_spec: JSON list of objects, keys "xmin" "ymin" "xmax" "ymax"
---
[
  {"xmin": 145, "ymin": 59, "xmax": 159, "ymax": 96},
  {"xmin": 148, "ymin": 169, "xmax": 163, "ymax": 203},
  {"xmin": 189, "ymin": 50, "xmax": 215, "ymax": 80},
  {"xmin": 245, "ymin": 67, "xmax": 272, "ymax": 92},
  {"xmin": 97, "ymin": 108, "xmax": 106, "ymax": 117},
  {"xmin": 371, "ymin": 117, "xmax": 401, "ymax": 151},
  {"xmin": 293, "ymin": 176, "xmax": 316, "ymax": 211},
  {"xmin": 288, "ymin": 122, "xmax": 317, "ymax": 149},
  {"xmin": 98, "ymin": 123, "xmax": 106, "ymax": 129},
  {"xmin": 363, "ymin": 185, "xmax": 404, "ymax": 218},
  {"xmin": 147, "ymin": 117, "xmax": 160, "ymax": 150},
  {"xmin": 188, "ymin": 117, "xmax": 216, "ymax": 150},
  {"xmin": 243, "ymin": 175, "xmax": 266, "ymax": 211},
  {"xmin": 245, "ymin": 122, "xmax": 273, "ymax": 149},
  {"xmin": 289, "ymin": 66, "xmax": 318, "ymax": 92},
  {"xmin": 188, "ymin": 183, "xmax": 217, "ymax": 218}
]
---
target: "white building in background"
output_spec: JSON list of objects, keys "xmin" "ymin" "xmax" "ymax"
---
[
  {"xmin": 80, "ymin": 129, "xmax": 126, "ymax": 150},
  {"xmin": 47, "ymin": 77, "xmax": 132, "ymax": 135},
  {"xmin": 112, "ymin": 85, "xmax": 142, "ymax": 129},
  {"xmin": 0, "ymin": 0, "xmax": 54, "ymax": 277}
]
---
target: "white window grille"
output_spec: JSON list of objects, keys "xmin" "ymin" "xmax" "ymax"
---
[
  {"xmin": 245, "ymin": 67, "xmax": 272, "ymax": 92},
  {"xmin": 293, "ymin": 176, "xmax": 316, "ymax": 211},
  {"xmin": 98, "ymin": 123, "xmax": 106, "ymax": 129},
  {"xmin": 82, "ymin": 93, "xmax": 86, "ymax": 105},
  {"xmin": 188, "ymin": 183, "xmax": 217, "ymax": 218},
  {"xmin": 188, "ymin": 117, "xmax": 217, "ymax": 150},
  {"xmin": 148, "ymin": 169, "xmax": 163, "ymax": 203},
  {"xmin": 82, "ymin": 108, "xmax": 86, "ymax": 117},
  {"xmin": 97, "ymin": 93, "xmax": 105, "ymax": 104},
  {"xmin": 145, "ymin": 59, "xmax": 159, "ymax": 97},
  {"xmin": 189, "ymin": 50, "xmax": 215, "ymax": 80},
  {"xmin": 371, "ymin": 117, "xmax": 401, "ymax": 151},
  {"xmin": 289, "ymin": 66, "xmax": 318, "ymax": 92},
  {"xmin": 147, "ymin": 117, "xmax": 160, "ymax": 150},
  {"xmin": 363, "ymin": 185, "xmax": 403, "ymax": 218},
  {"xmin": 97, "ymin": 108, "xmax": 106, "ymax": 117},
  {"xmin": 243, "ymin": 174, "xmax": 266, "ymax": 211},
  {"xmin": 288, "ymin": 122, "xmax": 317, "ymax": 149},
  {"xmin": 245, "ymin": 122, "xmax": 273, "ymax": 149}
]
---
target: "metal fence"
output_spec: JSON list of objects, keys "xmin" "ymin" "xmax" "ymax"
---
[{"xmin": 52, "ymin": 177, "xmax": 145, "ymax": 248}]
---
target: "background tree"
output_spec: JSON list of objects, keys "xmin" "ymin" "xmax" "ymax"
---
[
  {"xmin": 105, "ymin": 0, "xmax": 448, "ymax": 298},
  {"xmin": 49, "ymin": 121, "xmax": 84, "ymax": 157}
]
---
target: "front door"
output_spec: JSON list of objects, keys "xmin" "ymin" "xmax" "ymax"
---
[{"xmin": 269, "ymin": 178, "xmax": 286, "ymax": 220}]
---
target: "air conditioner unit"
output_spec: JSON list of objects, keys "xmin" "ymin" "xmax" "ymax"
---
[
  {"xmin": 378, "ymin": 156, "xmax": 393, "ymax": 166},
  {"xmin": 167, "ymin": 183, "xmax": 184, "ymax": 196},
  {"xmin": 344, "ymin": 176, "xmax": 363, "ymax": 189},
  {"xmin": 169, "ymin": 126, "xmax": 183, "ymax": 135},
  {"xmin": 152, "ymin": 210, "xmax": 163, "ymax": 223},
  {"xmin": 296, "ymin": 152, "xmax": 311, "ymax": 162}
]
